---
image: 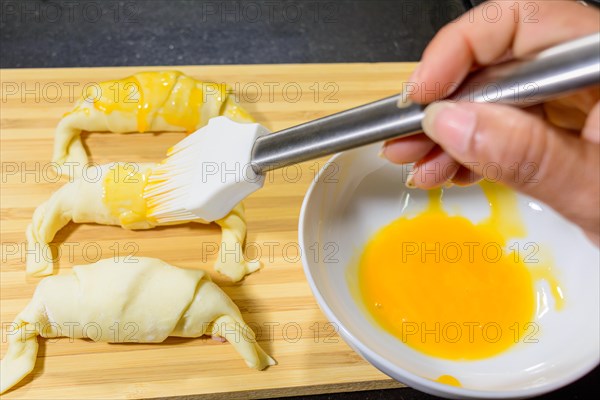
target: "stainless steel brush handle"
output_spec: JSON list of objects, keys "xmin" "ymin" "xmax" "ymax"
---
[{"xmin": 251, "ymin": 33, "xmax": 600, "ymax": 174}]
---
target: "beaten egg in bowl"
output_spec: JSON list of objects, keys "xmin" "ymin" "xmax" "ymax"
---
[
  {"xmin": 356, "ymin": 182, "xmax": 562, "ymax": 364},
  {"xmin": 299, "ymin": 144, "xmax": 599, "ymax": 398}
]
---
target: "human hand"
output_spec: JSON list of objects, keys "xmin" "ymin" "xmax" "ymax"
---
[{"xmin": 382, "ymin": 0, "xmax": 600, "ymax": 245}]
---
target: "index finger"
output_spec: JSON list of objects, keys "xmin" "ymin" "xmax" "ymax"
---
[{"xmin": 407, "ymin": 0, "xmax": 600, "ymax": 104}]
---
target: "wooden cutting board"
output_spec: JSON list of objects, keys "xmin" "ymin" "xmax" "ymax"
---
[{"xmin": 0, "ymin": 63, "xmax": 415, "ymax": 399}]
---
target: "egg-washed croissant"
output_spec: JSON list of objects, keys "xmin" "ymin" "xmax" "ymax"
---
[
  {"xmin": 26, "ymin": 162, "xmax": 259, "ymax": 281},
  {"xmin": 53, "ymin": 70, "xmax": 253, "ymax": 176},
  {"xmin": 0, "ymin": 257, "xmax": 275, "ymax": 394}
]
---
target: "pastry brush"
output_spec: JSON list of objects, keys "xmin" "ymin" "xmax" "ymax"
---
[{"xmin": 144, "ymin": 33, "xmax": 600, "ymax": 223}]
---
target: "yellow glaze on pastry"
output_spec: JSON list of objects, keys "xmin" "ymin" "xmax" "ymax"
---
[
  {"xmin": 26, "ymin": 162, "xmax": 260, "ymax": 281},
  {"xmin": 0, "ymin": 257, "xmax": 275, "ymax": 394},
  {"xmin": 53, "ymin": 70, "xmax": 253, "ymax": 176},
  {"xmin": 102, "ymin": 163, "xmax": 157, "ymax": 227}
]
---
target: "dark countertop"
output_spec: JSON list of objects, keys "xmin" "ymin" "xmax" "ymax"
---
[
  {"xmin": 1, "ymin": 0, "xmax": 465, "ymax": 67},
  {"xmin": 1, "ymin": 0, "xmax": 598, "ymax": 399}
]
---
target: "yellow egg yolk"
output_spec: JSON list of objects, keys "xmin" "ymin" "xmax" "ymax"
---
[
  {"xmin": 220, "ymin": 96, "xmax": 255, "ymax": 123},
  {"xmin": 435, "ymin": 375, "xmax": 461, "ymax": 387},
  {"xmin": 157, "ymin": 73, "xmax": 213, "ymax": 132},
  {"xmin": 77, "ymin": 71, "xmax": 248, "ymax": 133},
  {"xmin": 87, "ymin": 72, "xmax": 164, "ymax": 132},
  {"xmin": 358, "ymin": 182, "xmax": 562, "ymax": 361},
  {"xmin": 103, "ymin": 164, "xmax": 156, "ymax": 227}
]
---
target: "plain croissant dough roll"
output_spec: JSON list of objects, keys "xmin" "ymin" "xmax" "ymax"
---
[
  {"xmin": 0, "ymin": 257, "xmax": 275, "ymax": 394},
  {"xmin": 26, "ymin": 162, "xmax": 259, "ymax": 281},
  {"xmin": 52, "ymin": 70, "xmax": 254, "ymax": 177}
]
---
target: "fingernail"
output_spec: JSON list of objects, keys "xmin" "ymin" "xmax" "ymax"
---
[
  {"xmin": 406, "ymin": 168, "xmax": 417, "ymax": 188},
  {"xmin": 422, "ymin": 102, "xmax": 476, "ymax": 155},
  {"xmin": 396, "ymin": 96, "xmax": 413, "ymax": 109}
]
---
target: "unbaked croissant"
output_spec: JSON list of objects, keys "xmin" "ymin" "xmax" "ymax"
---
[
  {"xmin": 52, "ymin": 70, "xmax": 253, "ymax": 176},
  {"xmin": 0, "ymin": 257, "xmax": 275, "ymax": 394},
  {"xmin": 26, "ymin": 162, "xmax": 259, "ymax": 281}
]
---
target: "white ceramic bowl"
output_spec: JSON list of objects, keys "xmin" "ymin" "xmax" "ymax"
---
[{"xmin": 298, "ymin": 144, "xmax": 600, "ymax": 399}]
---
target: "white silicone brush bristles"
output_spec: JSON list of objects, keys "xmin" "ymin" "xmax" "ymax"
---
[
  {"xmin": 146, "ymin": 139, "xmax": 206, "ymax": 223},
  {"xmin": 144, "ymin": 117, "xmax": 270, "ymax": 223}
]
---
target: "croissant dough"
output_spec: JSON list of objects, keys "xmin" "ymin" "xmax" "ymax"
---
[
  {"xmin": 0, "ymin": 257, "xmax": 275, "ymax": 394},
  {"xmin": 26, "ymin": 162, "xmax": 259, "ymax": 281},
  {"xmin": 52, "ymin": 70, "xmax": 254, "ymax": 176}
]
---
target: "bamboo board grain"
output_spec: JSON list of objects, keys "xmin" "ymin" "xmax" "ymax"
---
[{"xmin": 0, "ymin": 63, "xmax": 416, "ymax": 399}]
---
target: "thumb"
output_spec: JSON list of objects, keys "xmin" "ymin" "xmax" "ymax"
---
[{"xmin": 421, "ymin": 101, "xmax": 600, "ymax": 235}]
